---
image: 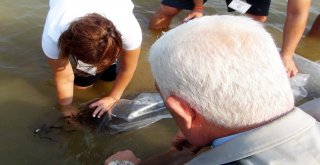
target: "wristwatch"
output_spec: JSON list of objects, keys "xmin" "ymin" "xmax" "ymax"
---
[{"xmin": 108, "ymin": 160, "xmax": 135, "ymax": 165}]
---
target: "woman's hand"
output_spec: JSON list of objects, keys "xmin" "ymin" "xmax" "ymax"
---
[{"xmin": 89, "ymin": 96, "xmax": 119, "ymax": 118}]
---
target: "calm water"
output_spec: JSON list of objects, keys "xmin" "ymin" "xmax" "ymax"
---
[{"xmin": 0, "ymin": 0, "xmax": 319, "ymax": 164}]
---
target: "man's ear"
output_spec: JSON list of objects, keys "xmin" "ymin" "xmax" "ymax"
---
[{"xmin": 165, "ymin": 95, "xmax": 196, "ymax": 129}]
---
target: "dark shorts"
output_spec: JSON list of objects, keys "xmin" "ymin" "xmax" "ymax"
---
[
  {"xmin": 161, "ymin": 0, "xmax": 208, "ymax": 10},
  {"xmin": 226, "ymin": 0, "xmax": 271, "ymax": 16},
  {"xmin": 161, "ymin": 0, "xmax": 271, "ymax": 16},
  {"xmin": 74, "ymin": 64, "xmax": 117, "ymax": 87}
]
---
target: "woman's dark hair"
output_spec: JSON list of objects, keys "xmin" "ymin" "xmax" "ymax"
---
[{"xmin": 58, "ymin": 13, "xmax": 122, "ymax": 72}]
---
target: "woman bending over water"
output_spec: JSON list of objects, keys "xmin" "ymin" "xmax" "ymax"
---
[{"xmin": 42, "ymin": 0, "xmax": 142, "ymax": 117}]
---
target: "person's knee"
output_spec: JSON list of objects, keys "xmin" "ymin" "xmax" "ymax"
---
[
  {"xmin": 247, "ymin": 14, "xmax": 268, "ymax": 22},
  {"xmin": 149, "ymin": 4, "xmax": 181, "ymax": 30},
  {"xmin": 251, "ymin": 15, "xmax": 268, "ymax": 23},
  {"xmin": 158, "ymin": 4, "xmax": 181, "ymax": 17}
]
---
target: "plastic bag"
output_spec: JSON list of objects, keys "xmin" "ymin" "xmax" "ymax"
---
[
  {"xmin": 110, "ymin": 93, "xmax": 167, "ymax": 122},
  {"xmin": 294, "ymin": 55, "xmax": 320, "ymax": 98},
  {"xmin": 289, "ymin": 73, "xmax": 310, "ymax": 102},
  {"xmin": 97, "ymin": 93, "xmax": 172, "ymax": 134}
]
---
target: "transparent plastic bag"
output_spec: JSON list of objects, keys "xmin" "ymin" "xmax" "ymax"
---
[
  {"xmin": 294, "ymin": 55, "xmax": 320, "ymax": 98},
  {"xmin": 97, "ymin": 93, "xmax": 172, "ymax": 134},
  {"xmin": 110, "ymin": 93, "xmax": 167, "ymax": 122},
  {"xmin": 289, "ymin": 73, "xmax": 310, "ymax": 102}
]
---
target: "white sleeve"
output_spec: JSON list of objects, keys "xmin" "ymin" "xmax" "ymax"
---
[
  {"xmin": 42, "ymin": 28, "xmax": 60, "ymax": 59},
  {"xmin": 41, "ymin": 0, "xmax": 64, "ymax": 59},
  {"xmin": 41, "ymin": 7, "xmax": 61, "ymax": 60},
  {"xmin": 119, "ymin": 14, "xmax": 142, "ymax": 51}
]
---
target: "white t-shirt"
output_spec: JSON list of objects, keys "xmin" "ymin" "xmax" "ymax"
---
[{"xmin": 42, "ymin": 0, "xmax": 142, "ymax": 59}]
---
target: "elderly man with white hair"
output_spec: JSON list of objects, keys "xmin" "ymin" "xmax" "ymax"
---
[{"xmin": 104, "ymin": 15, "xmax": 320, "ymax": 165}]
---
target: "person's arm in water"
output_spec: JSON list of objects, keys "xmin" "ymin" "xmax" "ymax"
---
[
  {"xmin": 48, "ymin": 58, "xmax": 74, "ymax": 106},
  {"xmin": 183, "ymin": 0, "xmax": 204, "ymax": 23},
  {"xmin": 90, "ymin": 47, "xmax": 141, "ymax": 118},
  {"xmin": 280, "ymin": 0, "xmax": 311, "ymax": 77}
]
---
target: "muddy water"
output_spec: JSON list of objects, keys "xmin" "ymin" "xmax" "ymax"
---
[{"xmin": 0, "ymin": 0, "xmax": 319, "ymax": 164}]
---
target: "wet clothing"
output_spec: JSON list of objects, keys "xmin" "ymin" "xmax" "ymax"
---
[
  {"xmin": 161, "ymin": 0, "xmax": 271, "ymax": 16},
  {"xmin": 41, "ymin": 0, "xmax": 142, "ymax": 87}
]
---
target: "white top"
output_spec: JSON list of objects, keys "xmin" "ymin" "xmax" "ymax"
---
[{"xmin": 42, "ymin": 0, "xmax": 142, "ymax": 59}]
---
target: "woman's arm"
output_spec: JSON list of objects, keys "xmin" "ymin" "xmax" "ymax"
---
[
  {"xmin": 108, "ymin": 47, "xmax": 141, "ymax": 99},
  {"xmin": 48, "ymin": 58, "xmax": 74, "ymax": 106},
  {"xmin": 91, "ymin": 47, "xmax": 141, "ymax": 118}
]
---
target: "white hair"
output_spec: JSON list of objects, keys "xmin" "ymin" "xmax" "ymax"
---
[{"xmin": 149, "ymin": 15, "xmax": 294, "ymax": 128}]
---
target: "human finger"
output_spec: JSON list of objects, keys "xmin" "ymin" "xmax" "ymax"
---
[
  {"xmin": 92, "ymin": 105, "xmax": 103, "ymax": 117},
  {"xmin": 97, "ymin": 107, "xmax": 109, "ymax": 118},
  {"xmin": 183, "ymin": 16, "xmax": 192, "ymax": 23},
  {"xmin": 89, "ymin": 101, "xmax": 98, "ymax": 108},
  {"xmin": 292, "ymin": 70, "xmax": 298, "ymax": 77}
]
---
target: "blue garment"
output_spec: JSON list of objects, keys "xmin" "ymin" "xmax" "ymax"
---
[
  {"xmin": 212, "ymin": 131, "xmax": 249, "ymax": 147},
  {"xmin": 161, "ymin": 0, "xmax": 207, "ymax": 10}
]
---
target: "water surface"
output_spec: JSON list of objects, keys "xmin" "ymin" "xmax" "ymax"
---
[{"xmin": 0, "ymin": 0, "xmax": 319, "ymax": 164}]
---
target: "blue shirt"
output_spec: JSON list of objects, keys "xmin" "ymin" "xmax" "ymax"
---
[{"xmin": 212, "ymin": 131, "xmax": 248, "ymax": 147}]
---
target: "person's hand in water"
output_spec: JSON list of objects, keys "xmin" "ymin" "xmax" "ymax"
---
[
  {"xmin": 172, "ymin": 130, "xmax": 202, "ymax": 154},
  {"xmin": 281, "ymin": 55, "xmax": 298, "ymax": 78},
  {"xmin": 89, "ymin": 96, "xmax": 119, "ymax": 118},
  {"xmin": 104, "ymin": 150, "xmax": 141, "ymax": 165},
  {"xmin": 183, "ymin": 6, "xmax": 203, "ymax": 23}
]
